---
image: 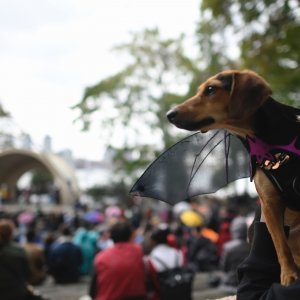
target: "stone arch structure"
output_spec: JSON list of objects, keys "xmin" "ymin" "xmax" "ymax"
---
[{"xmin": 0, "ymin": 149, "xmax": 80, "ymax": 204}]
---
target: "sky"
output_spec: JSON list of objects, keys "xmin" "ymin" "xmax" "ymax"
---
[{"xmin": 0, "ymin": 0, "xmax": 200, "ymax": 160}]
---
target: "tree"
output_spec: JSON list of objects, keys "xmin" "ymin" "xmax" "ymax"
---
[
  {"xmin": 0, "ymin": 102, "xmax": 14, "ymax": 149},
  {"xmin": 198, "ymin": 0, "xmax": 300, "ymax": 106},
  {"xmin": 73, "ymin": 29, "xmax": 199, "ymax": 184},
  {"xmin": 30, "ymin": 169, "xmax": 53, "ymax": 194},
  {"xmin": 74, "ymin": 1, "xmax": 300, "ymax": 193},
  {"xmin": 0, "ymin": 102, "xmax": 9, "ymax": 117},
  {"xmin": 86, "ymin": 182, "xmax": 128, "ymax": 204}
]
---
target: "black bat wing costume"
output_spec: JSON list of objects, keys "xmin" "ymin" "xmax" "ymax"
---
[{"xmin": 130, "ymin": 130, "xmax": 250, "ymax": 205}]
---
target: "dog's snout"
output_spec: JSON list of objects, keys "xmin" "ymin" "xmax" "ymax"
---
[{"xmin": 166, "ymin": 108, "xmax": 178, "ymax": 123}]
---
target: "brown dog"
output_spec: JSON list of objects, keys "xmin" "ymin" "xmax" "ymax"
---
[{"xmin": 167, "ymin": 70, "xmax": 300, "ymax": 285}]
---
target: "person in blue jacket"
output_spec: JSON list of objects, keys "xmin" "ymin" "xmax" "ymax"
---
[{"xmin": 48, "ymin": 225, "xmax": 82, "ymax": 284}]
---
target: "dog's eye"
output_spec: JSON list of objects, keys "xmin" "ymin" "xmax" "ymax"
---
[{"xmin": 204, "ymin": 86, "xmax": 216, "ymax": 96}]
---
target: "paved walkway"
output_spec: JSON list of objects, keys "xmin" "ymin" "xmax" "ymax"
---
[
  {"xmin": 38, "ymin": 277, "xmax": 89, "ymax": 300},
  {"xmin": 38, "ymin": 273, "xmax": 235, "ymax": 300}
]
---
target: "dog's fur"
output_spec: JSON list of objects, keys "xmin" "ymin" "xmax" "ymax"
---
[{"xmin": 167, "ymin": 70, "xmax": 300, "ymax": 285}]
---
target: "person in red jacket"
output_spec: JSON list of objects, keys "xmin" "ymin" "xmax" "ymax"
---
[{"xmin": 89, "ymin": 220, "xmax": 146, "ymax": 300}]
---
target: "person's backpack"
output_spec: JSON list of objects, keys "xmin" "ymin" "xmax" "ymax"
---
[{"xmin": 152, "ymin": 255, "xmax": 194, "ymax": 300}]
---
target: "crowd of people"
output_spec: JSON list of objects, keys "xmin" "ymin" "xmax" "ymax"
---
[{"xmin": 0, "ymin": 197, "xmax": 254, "ymax": 300}]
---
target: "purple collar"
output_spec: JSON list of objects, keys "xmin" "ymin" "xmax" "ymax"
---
[{"xmin": 247, "ymin": 136, "xmax": 300, "ymax": 165}]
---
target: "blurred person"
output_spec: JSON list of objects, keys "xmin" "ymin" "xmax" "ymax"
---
[
  {"xmin": 23, "ymin": 229, "xmax": 47, "ymax": 285},
  {"xmin": 97, "ymin": 227, "xmax": 113, "ymax": 252},
  {"xmin": 205, "ymin": 199, "xmax": 221, "ymax": 233},
  {"xmin": 140, "ymin": 223, "xmax": 154, "ymax": 255},
  {"xmin": 201, "ymin": 225, "xmax": 219, "ymax": 244},
  {"xmin": 89, "ymin": 220, "xmax": 146, "ymax": 300},
  {"xmin": 145, "ymin": 224, "xmax": 193, "ymax": 300},
  {"xmin": 46, "ymin": 211, "xmax": 64, "ymax": 232},
  {"xmin": 74, "ymin": 221, "xmax": 99, "ymax": 275},
  {"xmin": 43, "ymin": 231, "xmax": 56, "ymax": 267},
  {"xmin": 216, "ymin": 221, "xmax": 231, "ymax": 257},
  {"xmin": 148, "ymin": 224, "xmax": 184, "ymax": 273},
  {"xmin": 0, "ymin": 219, "xmax": 31, "ymax": 300},
  {"xmin": 172, "ymin": 225, "xmax": 189, "ymax": 265},
  {"xmin": 218, "ymin": 216, "xmax": 250, "ymax": 293},
  {"xmin": 48, "ymin": 225, "xmax": 82, "ymax": 284},
  {"xmin": 187, "ymin": 224, "xmax": 218, "ymax": 272},
  {"xmin": 216, "ymin": 209, "xmax": 237, "ymax": 256}
]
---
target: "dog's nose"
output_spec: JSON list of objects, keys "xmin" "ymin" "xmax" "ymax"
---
[{"xmin": 166, "ymin": 108, "xmax": 178, "ymax": 123}]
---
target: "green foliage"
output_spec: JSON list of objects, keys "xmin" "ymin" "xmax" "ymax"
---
[
  {"xmin": 30, "ymin": 169, "xmax": 53, "ymax": 194},
  {"xmin": 0, "ymin": 103, "xmax": 9, "ymax": 117},
  {"xmin": 73, "ymin": 29, "xmax": 198, "ymax": 183},
  {"xmin": 86, "ymin": 182, "xmax": 128, "ymax": 203},
  {"xmin": 198, "ymin": 0, "xmax": 300, "ymax": 106},
  {"xmin": 0, "ymin": 104, "xmax": 13, "ymax": 149},
  {"xmin": 74, "ymin": 1, "xmax": 300, "ymax": 189}
]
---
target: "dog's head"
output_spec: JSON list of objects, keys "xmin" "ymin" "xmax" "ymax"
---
[{"xmin": 167, "ymin": 70, "xmax": 272, "ymax": 134}]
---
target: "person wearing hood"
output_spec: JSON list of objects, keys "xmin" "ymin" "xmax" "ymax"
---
[
  {"xmin": 48, "ymin": 225, "xmax": 82, "ymax": 284},
  {"xmin": 0, "ymin": 219, "xmax": 31, "ymax": 300},
  {"xmin": 219, "ymin": 216, "xmax": 250, "ymax": 291}
]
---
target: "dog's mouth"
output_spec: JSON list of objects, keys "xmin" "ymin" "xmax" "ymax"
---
[
  {"xmin": 166, "ymin": 109, "xmax": 215, "ymax": 131},
  {"xmin": 171, "ymin": 117, "xmax": 215, "ymax": 132}
]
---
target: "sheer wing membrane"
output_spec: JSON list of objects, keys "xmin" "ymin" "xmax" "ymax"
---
[{"xmin": 130, "ymin": 130, "xmax": 251, "ymax": 205}]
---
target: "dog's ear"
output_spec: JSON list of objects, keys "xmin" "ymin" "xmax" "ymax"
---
[{"xmin": 228, "ymin": 71, "xmax": 272, "ymax": 120}]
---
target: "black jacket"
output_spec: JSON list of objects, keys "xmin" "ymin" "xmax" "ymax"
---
[
  {"xmin": 0, "ymin": 242, "xmax": 31, "ymax": 300},
  {"xmin": 237, "ymin": 222, "xmax": 300, "ymax": 300}
]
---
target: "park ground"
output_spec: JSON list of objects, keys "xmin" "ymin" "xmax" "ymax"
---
[{"xmin": 38, "ymin": 272, "xmax": 234, "ymax": 300}]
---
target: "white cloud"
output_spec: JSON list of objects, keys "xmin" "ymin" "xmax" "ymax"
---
[{"xmin": 0, "ymin": 0, "xmax": 199, "ymax": 160}]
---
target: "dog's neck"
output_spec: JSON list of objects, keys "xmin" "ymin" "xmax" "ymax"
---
[
  {"xmin": 222, "ymin": 122, "xmax": 254, "ymax": 137},
  {"xmin": 223, "ymin": 97, "xmax": 300, "ymax": 144},
  {"xmin": 253, "ymin": 97, "xmax": 300, "ymax": 145}
]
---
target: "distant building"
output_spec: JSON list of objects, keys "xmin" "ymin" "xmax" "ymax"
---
[
  {"xmin": 20, "ymin": 133, "xmax": 32, "ymax": 149},
  {"xmin": 57, "ymin": 149, "xmax": 74, "ymax": 167},
  {"xmin": 43, "ymin": 135, "xmax": 52, "ymax": 152},
  {"xmin": 73, "ymin": 158, "xmax": 114, "ymax": 190}
]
